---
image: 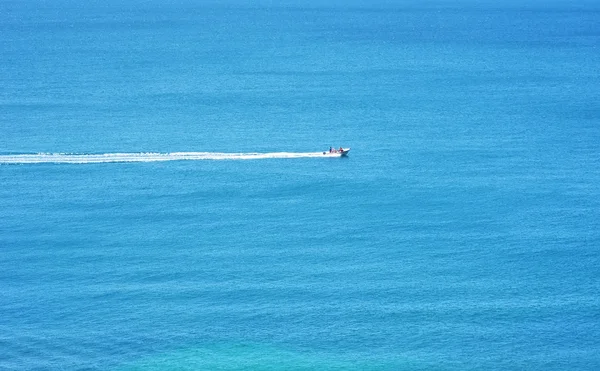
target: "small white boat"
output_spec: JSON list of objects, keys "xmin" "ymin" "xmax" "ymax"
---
[{"xmin": 323, "ymin": 148, "xmax": 350, "ymax": 157}]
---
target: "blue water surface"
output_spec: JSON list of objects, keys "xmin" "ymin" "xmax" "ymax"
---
[{"xmin": 1, "ymin": 0, "xmax": 600, "ymax": 369}]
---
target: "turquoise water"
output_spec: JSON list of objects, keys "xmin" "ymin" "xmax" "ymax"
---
[{"xmin": 1, "ymin": 0, "xmax": 600, "ymax": 369}]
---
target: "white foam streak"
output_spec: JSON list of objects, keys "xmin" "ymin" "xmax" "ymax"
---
[{"xmin": 0, "ymin": 151, "xmax": 344, "ymax": 164}]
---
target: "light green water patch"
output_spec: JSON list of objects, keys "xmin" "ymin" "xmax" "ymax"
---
[{"xmin": 117, "ymin": 343, "xmax": 425, "ymax": 370}]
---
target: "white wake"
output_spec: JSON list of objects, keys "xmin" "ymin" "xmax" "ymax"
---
[{"xmin": 0, "ymin": 151, "xmax": 345, "ymax": 164}]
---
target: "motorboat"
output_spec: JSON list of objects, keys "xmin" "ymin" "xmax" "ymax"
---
[{"xmin": 323, "ymin": 147, "xmax": 350, "ymax": 157}]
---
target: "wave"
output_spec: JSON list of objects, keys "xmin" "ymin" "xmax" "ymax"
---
[{"xmin": 0, "ymin": 151, "xmax": 345, "ymax": 164}]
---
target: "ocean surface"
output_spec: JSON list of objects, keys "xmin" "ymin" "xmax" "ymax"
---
[{"xmin": 1, "ymin": 0, "xmax": 600, "ymax": 369}]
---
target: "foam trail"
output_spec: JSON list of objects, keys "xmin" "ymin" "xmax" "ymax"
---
[{"xmin": 0, "ymin": 151, "xmax": 344, "ymax": 164}]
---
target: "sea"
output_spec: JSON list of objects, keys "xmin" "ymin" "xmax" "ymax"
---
[{"xmin": 1, "ymin": 0, "xmax": 599, "ymax": 369}]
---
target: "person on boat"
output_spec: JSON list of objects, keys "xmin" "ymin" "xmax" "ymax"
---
[
  {"xmin": 329, "ymin": 147, "xmax": 333, "ymax": 153},
  {"xmin": 339, "ymin": 147, "xmax": 343, "ymax": 152}
]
